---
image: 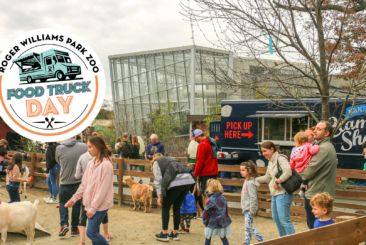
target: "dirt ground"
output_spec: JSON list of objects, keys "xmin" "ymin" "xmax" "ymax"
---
[{"xmin": 0, "ymin": 182, "xmax": 309, "ymax": 245}]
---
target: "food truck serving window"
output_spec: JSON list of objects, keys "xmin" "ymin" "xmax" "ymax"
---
[{"xmin": 248, "ymin": 112, "xmax": 311, "ymax": 143}]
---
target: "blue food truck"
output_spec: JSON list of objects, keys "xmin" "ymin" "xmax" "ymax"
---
[
  {"xmin": 12, "ymin": 49, "xmax": 81, "ymax": 83},
  {"xmin": 210, "ymin": 99, "xmax": 366, "ymax": 189}
]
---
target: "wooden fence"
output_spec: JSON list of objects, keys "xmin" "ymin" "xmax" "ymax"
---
[{"xmin": 7, "ymin": 151, "xmax": 366, "ymax": 222}]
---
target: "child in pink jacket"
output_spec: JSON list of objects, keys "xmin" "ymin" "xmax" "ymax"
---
[
  {"xmin": 65, "ymin": 136, "xmax": 114, "ymax": 245},
  {"xmin": 290, "ymin": 132, "xmax": 320, "ymax": 197}
]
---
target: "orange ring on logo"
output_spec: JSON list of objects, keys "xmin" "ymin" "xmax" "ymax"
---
[{"xmin": 0, "ymin": 75, "xmax": 99, "ymax": 136}]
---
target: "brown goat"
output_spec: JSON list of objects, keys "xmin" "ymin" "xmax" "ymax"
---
[{"xmin": 123, "ymin": 176, "xmax": 153, "ymax": 213}]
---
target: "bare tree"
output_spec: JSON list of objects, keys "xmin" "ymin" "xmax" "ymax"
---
[{"xmin": 181, "ymin": 0, "xmax": 366, "ymax": 137}]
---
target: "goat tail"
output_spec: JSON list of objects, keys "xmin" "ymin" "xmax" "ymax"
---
[{"xmin": 34, "ymin": 199, "xmax": 39, "ymax": 207}]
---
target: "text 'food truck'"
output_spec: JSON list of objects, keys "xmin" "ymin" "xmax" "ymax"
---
[{"xmin": 12, "ymin": 49, "xmax": 81, "ymax": 83}]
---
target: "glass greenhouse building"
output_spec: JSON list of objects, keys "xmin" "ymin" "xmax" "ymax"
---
[{"xmin": 109, "ymin": 45, "xmax": 234, "ymax": 136}]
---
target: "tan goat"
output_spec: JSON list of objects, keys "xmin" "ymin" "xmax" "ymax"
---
[{"xmin": 123, "ymin": 176, "xmax": 153, "ymax": 213}]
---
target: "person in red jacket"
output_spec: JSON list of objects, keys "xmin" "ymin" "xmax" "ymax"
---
[{"xmin": 191, "ymin": 129, "xmax": 218, "ymax": 208}]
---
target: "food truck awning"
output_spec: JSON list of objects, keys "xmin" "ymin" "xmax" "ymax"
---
[
  {"xmin": 12, "ymin": 52, "xmax": 40, "ymax": 64},
  {"xmin": 247, "ymin": 113, "xmax": 308, "ymax": 118}
]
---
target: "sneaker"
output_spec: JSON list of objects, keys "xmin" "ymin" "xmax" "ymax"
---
[
  {"xmin": 155, "ymin": 232, "xmax": 169, "ymax": 242},
  {"xmin": 186, "ymin": 229, "xmax": 189, "ymax": 233},
  {"xmin": 46, "ymin": 198, "xmax": 58, "ymax": 204},
  {"xmin": 139, "ymin": 179, "xmax": 143, "ymax": 184},
  {"xmin": 168, "ymin": 231, "xmax": 180, "ymax": 241},
  {"xmin": 178, "ymin": 229, "xmax": 187, "ymax": 234},
  {"xmin": 44, "ymin": 195, "xmax": 52, "ymax": 201},
  {"xmin": 71, "ymin": 229, "xmax": 80, "ymax": 237},
  {"xmin": 58, "ymin": 225, "xmax": 69, "ymax": 236}
]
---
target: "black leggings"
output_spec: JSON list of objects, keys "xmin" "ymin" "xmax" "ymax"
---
[
  {"xmin": 79, "ymin": 203, "xmax": 108, "ymax": 227},
  {"xmin": 162, "ymin": 184, "xmax": 191, "ymax": 230}
]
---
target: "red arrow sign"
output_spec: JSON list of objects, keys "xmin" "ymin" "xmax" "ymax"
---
[
  {"xmin": 241, "ymin": 131, "xmax": 254, "ymax": 139},
  {"xmin": 214, "ymin": 136, "xmax": 219, "ymax": 141}
]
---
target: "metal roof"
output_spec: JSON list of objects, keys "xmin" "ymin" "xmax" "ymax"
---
[{"xmin": 12, "ymin": 52, "xmax": 40, "ymax": 63}]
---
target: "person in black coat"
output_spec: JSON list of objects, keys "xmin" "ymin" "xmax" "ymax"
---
[{"xmin": 131, "ymin": 136, "xmax": 143, "ymax": 184}]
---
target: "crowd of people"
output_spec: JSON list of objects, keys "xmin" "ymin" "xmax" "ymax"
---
[{"xmin": 0, "ymin": 119, "xmax": 365, "ymax": 244}]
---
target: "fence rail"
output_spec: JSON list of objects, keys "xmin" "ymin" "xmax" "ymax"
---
[{"xmin": 7, "ymin": 151, "xmax": 366, "ymax": 222}]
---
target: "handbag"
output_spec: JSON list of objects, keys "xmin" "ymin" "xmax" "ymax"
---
[{"xmin": 275, "ymin": 155, "xmax": 303, "ymax": 194}]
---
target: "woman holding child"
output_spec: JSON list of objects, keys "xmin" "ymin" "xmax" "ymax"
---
[{"xmin": 256, "ymin": 141, "xmax": 296, "ymax": 237}]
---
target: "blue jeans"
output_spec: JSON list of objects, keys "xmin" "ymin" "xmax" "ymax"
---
[
  {"xmin": 6, "ymin": 185, "xmax": 21, "ymax": 203},
  {"xmin": 271, "ymin": 194, "xmax": 296, "ymax": 237},
  {"xmin": 59, "ymin": 183, "xmax": 81, "ymax": 232},
  {"xmin": 116, "ymin": 163, "xmax": 119, "ymax": 181},
  {"xmin": 47, "ymin": 164, "xmax": 60, "ymax": 199},
  {"xmin": 87, "ymin": 209, "xmax": 109, "ymax": 245}
]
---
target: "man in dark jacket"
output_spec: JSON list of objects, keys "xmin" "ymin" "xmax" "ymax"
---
[
  {"xmin": 146, "ymin": 134, "xmax": 165, "ymax": 160},
  {"xmin": 45, "ymin": 142, "xmax": 60, "ymax": 204},
  {"xmin": 56, "ymin": 136, "xmax": 87, "ymax": 237},
  {"xmin": 192, "ymin": 129, "xmax": 218, "ymax": 207}
]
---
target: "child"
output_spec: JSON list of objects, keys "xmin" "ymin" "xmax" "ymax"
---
[
  {"xmin": 310, "ymin": 192, "xmax": 335, "ymax": 228},
  {"xmin": 290, "ymin": 132, "xmax": 320, "ymax": 197},
  {"xmin": 240, "ymin": 161, "xmax": 264, "ymax": 245},
  {"xmin": 202, "ymin": 179, "xmax": 232, "ymax": 245},
  {"xmin": 179, "ymin": 192, "xmax": 197, "ymax": 233},
  {"xmin": 6, "ymin": 153, "xmax": 30, "ymax": 203}
]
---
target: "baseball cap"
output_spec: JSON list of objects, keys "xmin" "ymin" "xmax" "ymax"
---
[{"xmin": 190, "ymin": 129, "xmax": 203, "ymax": 141}]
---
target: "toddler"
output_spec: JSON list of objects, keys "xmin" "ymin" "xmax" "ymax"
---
[
  {"xmin": 6, "ymin": 153, "xmax": 30, "ymax": 203},
  {"xmin": 202, "ymin": 179, "xmax": 232, "ymax": 245},
  {"xmin": 290, "ymin": 132, "xmax": 319, "ymax": 197},
  {"xmin": 179, "ymin": 192, "xmax": 197, "ymax": 233},
  {"xmin": 310, "ymin": 192, "xmax": 335, "ymax": 228},
  {"xmin": 240, "ymin": 161, "xmax": 264, "ymax": 245}
]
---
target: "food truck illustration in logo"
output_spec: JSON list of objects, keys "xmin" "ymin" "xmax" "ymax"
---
[{"xmin": 12, "ymin": 49, "xmax": 82, "ymax": 84}]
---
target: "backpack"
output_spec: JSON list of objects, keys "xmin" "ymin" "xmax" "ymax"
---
[
  {"xmin": 122, "ymin": 141, "xmax": 133, "ymax": 158},
  {"xmin": 208, "ymin": 137, "xmax": 219, "ymax": 159}
]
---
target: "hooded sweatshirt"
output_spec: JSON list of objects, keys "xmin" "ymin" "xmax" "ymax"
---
[
  {"xmin": 75, "ymin": 152, "xmax": 93, "ymax": 179},
  {"xmin": 194, "ymin": 138, "xmax": 218, "ymax": 177},
  {"xmin": 241, "ymin": 178, "xmax": 260, "ymax": 215},
  {"xmin": 56, "ymin": 138, "xmax": 88, "ymax": 185},
  {"xmin": 70, "ymin": 157, "xmax": 114, "ymax": 214}
]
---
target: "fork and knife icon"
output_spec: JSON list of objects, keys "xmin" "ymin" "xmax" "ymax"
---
[{"xmin": 45, "ymin": 117, "xmax": 55, "ymax": 128}]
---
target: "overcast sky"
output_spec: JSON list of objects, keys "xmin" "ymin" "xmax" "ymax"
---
[{"xmin": 0, "ymin": 0, "xmax": 215, "ymax": 101}]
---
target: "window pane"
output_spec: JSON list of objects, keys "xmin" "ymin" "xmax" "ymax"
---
[
  {"xmin": 286, "ymin": 118, "xmax": 291, "ymax": 141},
  {"xmin": 292, "ymin": 117, "xmax": 308, "ymax": 139},
  {"xmin": 264, "ymin": 118, "xmax": 285, "ymax": 141}
]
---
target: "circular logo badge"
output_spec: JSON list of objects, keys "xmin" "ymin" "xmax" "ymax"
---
[{"xmin": 0, "ymin": 28, "xmax": 106, "ymax": 142}]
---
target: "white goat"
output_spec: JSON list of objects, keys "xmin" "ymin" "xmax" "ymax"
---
[
  {"xmin": 19, "ymin": 164, "xmax": 30, "ymax": 199},
  {"xmin": 0, "ymin": 199, "xmax": 39, "ymax": 245}
]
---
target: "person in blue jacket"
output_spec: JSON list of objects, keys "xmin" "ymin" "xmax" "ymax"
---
[
  {"xmin": 179, "ymin": 192, "xmax": 197, "ymax": 233},
  {"xmin": 146, "ymin": 134, "xmax": 165, "ymax": 160}
]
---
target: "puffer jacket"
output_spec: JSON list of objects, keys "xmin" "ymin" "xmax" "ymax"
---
[{"xmin": 202, "ymin": 192, "xmax": 232, "ymax": 228}]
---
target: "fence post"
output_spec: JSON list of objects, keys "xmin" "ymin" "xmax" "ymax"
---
[
  {"xmin": 118, "ymin": 158, "xmax": 124, "ymax": 206},
  {"xmin": 29, "ymin": 153, "xmax": 36, "ymax": 188}
]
